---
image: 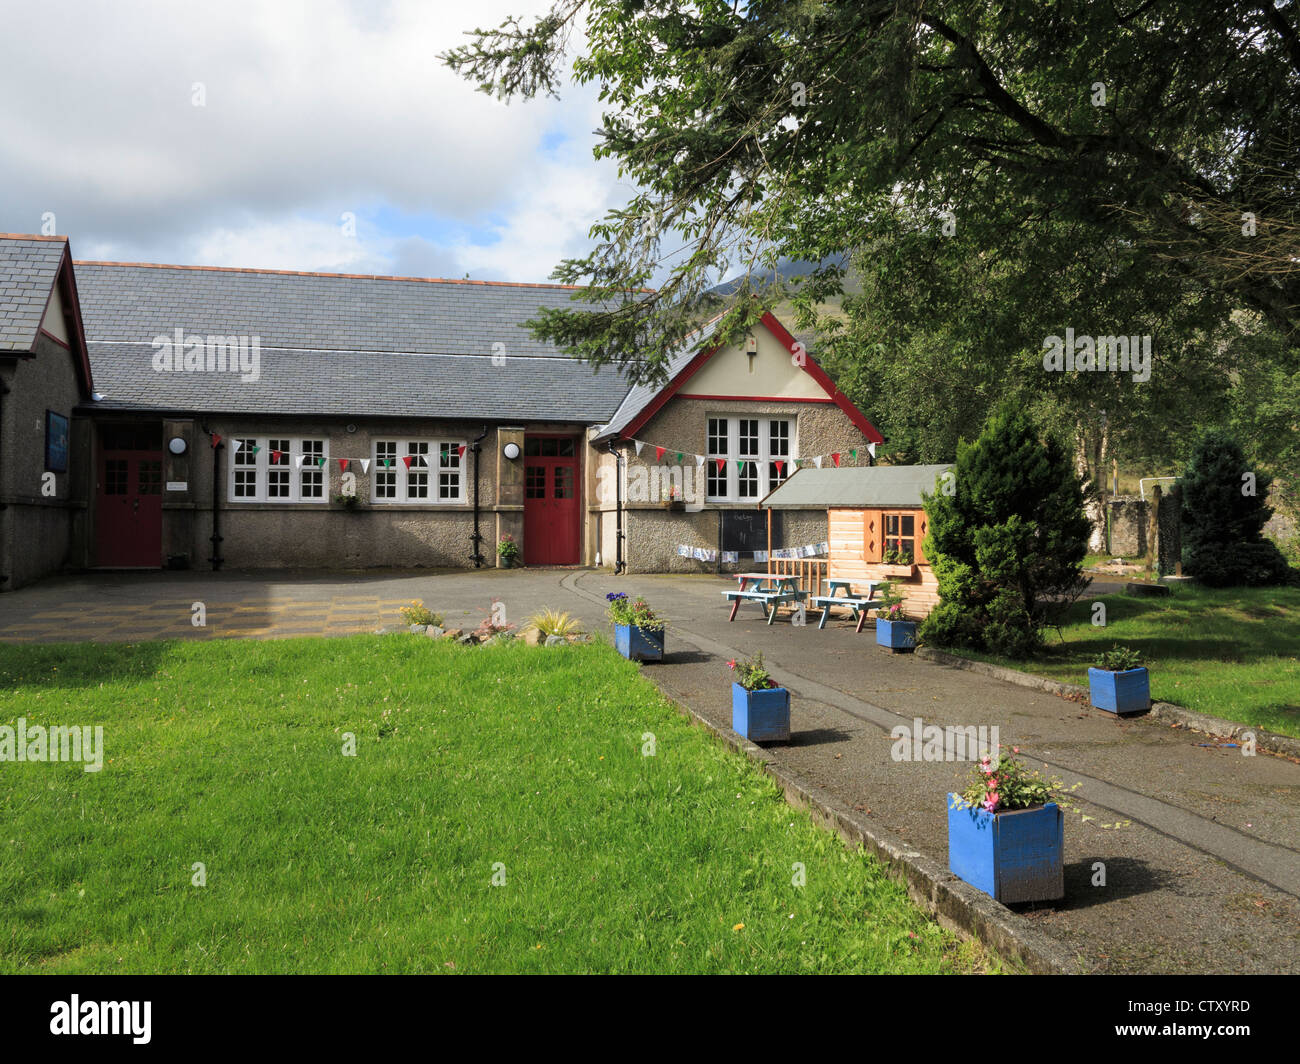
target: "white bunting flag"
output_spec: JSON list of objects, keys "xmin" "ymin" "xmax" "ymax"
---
[
  {"xmin": 359, "ymin": 459, "xmax": 370, "ymax": 475},
  {"xmin": 695, "ymin": 454, "xmax": 706, "ymax": 468},
  {"xmin": 231, "ymin": 440, "xmax": 242, "ymax": 454},
  {"xmin": 868, "ymin": 442, "xmax": 876, "ymax": 458},
  {"xmin": 814, "ymin": 456, "xmax": 823, "ymax": 468},
  {"xmin": 295, "ymin": 455, "xmax": 306, "ymax": 469},
  {"xmin": 634, "ymin": 441, "xmax": 644, "ymax": 456}
]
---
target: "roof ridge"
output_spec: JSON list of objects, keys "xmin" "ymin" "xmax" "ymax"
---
[
  {"xmin": 0, "ymin": 232, "xmax": 68, "ymax": 242},
  {"xmin": 72, "ymin": 259, "xmax": 649, "ymax": 292}
]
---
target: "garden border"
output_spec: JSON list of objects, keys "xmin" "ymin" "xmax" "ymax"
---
[{"xmin": 915, "ymin": 646, "xmax": 1300, "ymax": 760}]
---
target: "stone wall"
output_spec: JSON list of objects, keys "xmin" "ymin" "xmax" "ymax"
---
[{"xmin": 1107, "ymin": 496, "xmax": 1148, "ymax": 556}]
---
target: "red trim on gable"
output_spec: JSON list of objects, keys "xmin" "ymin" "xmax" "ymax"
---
[
  {"xmin": 619, "ymin": 313, "xmax": 884, "ymax": 445},
  {"xmin": 674, "ymin": 393, "xmax": 835, "ymax": 404},
  {"xmin": 37, "ymin": 326, "xmax": 70, "ymax": 349},
  {"xmin": 758, "ymin": 311, "xmax": 883, "ymax": 444},
  {"xmin": 53, "ymin": 245, "xmax": 95, "ymax": 399}
]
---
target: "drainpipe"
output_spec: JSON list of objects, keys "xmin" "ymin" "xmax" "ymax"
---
[
  {"xmin": 202, "ymin": 421, "xmax": 224, "ymax": 571},
  {"xmin": 609, "ymin": 440, "xmax": 625, "ymax": 574},
  {"xmin": 469, "ymin": 425, "xmax": 489, "ymax": 568}
]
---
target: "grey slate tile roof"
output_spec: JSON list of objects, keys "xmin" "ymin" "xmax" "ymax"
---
[
  {"xmin": 760, "ymin": 465, "xmax": 954, "ymax": 509},
  {"xmin": 73, "ymin": 262, "xmax": 638, "ymax": 421},
  {"xmin": 0, "ymin": 236, "xmax": 66, "ymax": 352}
]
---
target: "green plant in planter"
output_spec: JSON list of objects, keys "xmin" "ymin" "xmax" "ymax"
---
[
  {"xmin": 952, "ymin": 748, "xmax": 1068, "ymax": 814},
  {"xmin": 334, "ymin": 492, "xmax": 361, "ymax": 511},
  {"xmin": 605, "ymin": 592, "xmax": 665, "ymax": 630},
  {"xmin": 727, "ymin": 651, "xmax": 777, "ymax": 690},
  {"xmin": 873, "ymin": 581, "xmax": 907, "ymax": 620},
  {"xmin": 1095, "ymin": 644, "xmax": 1142, "ymax": 672},
  {"xmin": 883, "ymin": 546, "xmax": 913, "ymax": 565},
  {"xmin": 497, "ymin": 534, "xmax": 520, "ymax": 566}
]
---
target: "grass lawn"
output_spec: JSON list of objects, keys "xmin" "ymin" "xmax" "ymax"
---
[
  {"xmin": 0, "ymin": 637, "xmax": 992, "ymax": 974},
  {"xmin": 944, "ymin": 585, "xmax": 1300, "ymax": 738}
]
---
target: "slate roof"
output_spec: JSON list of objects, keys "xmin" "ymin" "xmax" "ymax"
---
[
  {"xmin": 0, "ymin": 236, "xmax": 66, "ymax": 352},
  {"xmin": 73, "ymin": 262, "xmax": 636, "ymax": 421},
  {"xmin": 760, "ymin": 465, "xmax": 953, "ymax": 509}
]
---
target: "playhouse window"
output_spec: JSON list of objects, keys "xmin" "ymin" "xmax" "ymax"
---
[{"xmin": 883, "ymin": 512, "xmax": 916, "ymax": 563}]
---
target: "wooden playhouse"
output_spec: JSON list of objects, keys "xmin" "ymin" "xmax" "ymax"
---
[{"xmin": 760, "ymin": 464, "xmax": 952, "ymax": 619}]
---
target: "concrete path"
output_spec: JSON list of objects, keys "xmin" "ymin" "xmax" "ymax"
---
[{"xmin": 1, "ymin": 567, "xmax": 1297, "ymax": 973}]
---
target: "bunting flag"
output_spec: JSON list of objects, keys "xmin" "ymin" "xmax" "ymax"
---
[
  {"xmin": 813, "ymin": 456, "xmax": 822, "ymax": 468},
  {"xmin": 695, "ymin": 455, "xmax": 706, "ymax": 468},
  {"xmin": 634, "ymin": 441, "xmax": 645, "ymax": 456},
  {"xmin": 295, "ymin": 455, "xmax": 305, "ymax": 469},
  {"xmin": 737, "ymin": 460, "xmax": 746, "ymax": 474},
  {"xmin": 850, "ymin": 449, "xmax": 858, "ymax": 461},
  {"xmin": 457, "ymin": 444, "xmax": 467, "ymax": 459},
  {"xmin": 655, "ymin": 446, "xmax": 666, "ymax": 462},
  {"xmin": 359, "ymin": 459, "xmax": 370, "ymax": 475},
  {"xmin": 676, "ymin": 545, "xmax": 690, "ymax": 557},
  {"xmin": 211, "ymin": 433, "xmax": 222, "ymax": 448},
  {"xmin": 675, "ymin": 452, "xmax": 683, "ymax": 464},
  {"xmin": 831, "ymin": 452, "xmax": 841, "ymax": 467},
  {"xmin": 270, "ymin": 450, "xmax": 282, "ymax": 463},
  {"xmin": 721, "ymin": 551, "xmax": 739, "ymax": 563},
  {"xmin": 715, "ymin": 458, "xmax": 726, "ymax": 473},
  {"xmin": 230, "ymin": 440, "xmax": 242, "ymax": 453},
  {"xmin": 316, "ymin": 456, "xmax": 326, "ymax": 468},
  {"xmin": 338, "ymin": 458, "xmax": 349, "ymax": 472},
  {"xmin": 402, "ymin": 456, "xmax": 414, "ymax": 469},
  {"xmin": 868, "ymin": 442, "xmax": 877, "ymax": 458},
  {"xmin": 752, "ymin": 550, "xmax": 768, "ymax": 562},
  {"xmin": 249, "ymin": 446, "xmax": 261, "ymax": 456},
  {"xmin": 774, "ymin": 459, "xmax": 785, "ymax": 477}
]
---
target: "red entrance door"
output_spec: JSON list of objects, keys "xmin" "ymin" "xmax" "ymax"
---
[
  {"xmin": 95, "ymin": 449, "xmax": 163, "ymax": 568},
  {"xmin": 523, "ymin": 436, "xmax": 580, "ymax": 565}
]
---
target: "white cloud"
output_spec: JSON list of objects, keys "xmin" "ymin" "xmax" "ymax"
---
[{"xmin": 0, "ymin": 0, "xmax": 628, "ymax": 282}]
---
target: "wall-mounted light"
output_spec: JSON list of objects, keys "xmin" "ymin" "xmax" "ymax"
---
[
  {"xmin": 503, "ymin": 442, "xmax": 521, "ymax": 460},
  {"xmin": 167, "ymin": 436, "xmax": 188, "ymax": 456},
  {"xmin": 745, "ymin": 334, "xmax": 758, "ymax": 372}
]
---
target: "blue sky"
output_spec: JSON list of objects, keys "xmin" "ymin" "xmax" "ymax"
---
[{"xmin": 0, "ymin": 0, "xmax": 632, "ymax": 284}]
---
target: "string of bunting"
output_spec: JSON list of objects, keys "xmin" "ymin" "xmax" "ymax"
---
[
  {"xmin": 633, "ymin": 437, "xmax": 875, "ymax": 470},
  {"xmin": 208, "ymin": 434, "xmax": 467, "ymax": 472},
  {"xmin": 676, "ymin": 541, "xmax": 829, "ymax": 563}
]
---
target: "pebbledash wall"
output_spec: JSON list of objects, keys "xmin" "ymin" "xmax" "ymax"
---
[
  {"xmin": 99, "ymin": 418, "xmax": 594, "ymax": 571},
  {"xmin": 595, "ymin": 397, "xmax": 874, "ymax": 573}
]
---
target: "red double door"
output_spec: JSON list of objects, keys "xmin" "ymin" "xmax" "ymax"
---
[
  {"xmin": 95, "ymin": 434, "xmax": 163, "ymax": 568},
  {"xmin": 523, "ymin": 435, "xmax": 580, "ymax": 565}
]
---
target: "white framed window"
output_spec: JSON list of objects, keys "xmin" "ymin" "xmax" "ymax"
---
[
  {"xmin": 705, "ymin": 416, "xmax": 794, "ymax": 502},
  {"xmin": 371, "ymin": 439, "xmax": 465, "ymax": 504},
  {"xmin": 227, "ymin": 436, "xmax": 329, "ymax": 503}
]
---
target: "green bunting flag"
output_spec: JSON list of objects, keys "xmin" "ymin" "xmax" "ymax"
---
[{"xmin": 737, "ymin": 461, "xmax": 746, "ymax": 474}]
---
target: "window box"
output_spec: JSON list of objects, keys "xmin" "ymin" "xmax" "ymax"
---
[
  {"xmin": 947, "ymin": 797, "xmax": 1064, "ymax": 904},
  {"xmin": 880, "ymin": 562, "xmax": 917, "ymax": 578},
  {"xmin": 1087, "ymin": 666, "xmax": 1150, "ymax": 714},
  {"xmin": 731, "ymin": 682, "xmax": 791, "ymax": 743}
]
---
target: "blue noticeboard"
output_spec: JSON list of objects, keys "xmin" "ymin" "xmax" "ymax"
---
[{"xmin": 45, "ymin": 410, "xmax": 69, "ymax": 473}]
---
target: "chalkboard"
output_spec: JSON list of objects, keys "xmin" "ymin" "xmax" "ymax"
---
[{"xmin": 719, "ymin": 510, "xmax": 779, "ymax": 553}]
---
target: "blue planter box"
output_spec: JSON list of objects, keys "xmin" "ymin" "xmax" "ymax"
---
[
  {"xmin": 876, "ymin": 618, "xmax": 917, "ymax": 651},
  {"xmin": 614, "ymin": 623, "xmax": 664, "ymax": 663},
  {"xmin": 948, "ymin": 796, "xmax": 1064, "ymax": 904},
  {"xmin": 1088, "ymin": 666, "xmax": 1150, "ymax": 714},
  {"xmin": 732, "ymin": 682, "xmax": 791, "ymax": 743}
]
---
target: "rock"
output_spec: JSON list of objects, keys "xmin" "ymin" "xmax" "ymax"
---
[
  {"xmin": 425, "ymin": 626, "xmax": 444, "ymax": 638},
  {"xmin": 1125, "ymin": 581, "xmax": 1170, "ymax": 597},
  {"xmin": 373, "ymin": 625, "xmax": 404, "ymax": 635},
  {"xmin": 441, "ymin": 628, "xmax": 464, "ymax": 640},
  {"xmin": 545, "ymin": 635, "xmax": 565, "ymax": 647},
  {"xmin": 522, "ymin": 628, "xmax": 543, "ymax": 647},
  {"xmin": 458, "ymin": 632, "xmax": 476, "ymax": 644},
  {"xmin": 410, "ymin": 624, "xmax": 428, "ymax": 634}
]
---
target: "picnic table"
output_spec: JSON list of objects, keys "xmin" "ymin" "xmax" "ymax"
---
[
  {"xmin": 722, "ymin": 572, "xmax": 808, "ymax": 625},
  {"xmin": 809, "ymin": 578, "xmax": 881, "ymax": 632}
]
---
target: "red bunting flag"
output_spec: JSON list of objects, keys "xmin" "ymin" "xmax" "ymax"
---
[
  {"xmin": 211, "ymin": 433, "xmax": 222, "ymax": 448},
  {"xmin": 715, "ymin": 458, "xmax": 725, "ymax": 473},
  {"xmin": 271, "ymin": 450, "xmax": 282, "ymax": 463},
  {"xmin": 457, "ymin": 444, "xmax": 466, "ymax": 459},
  {"xmin": 832, "ymin": 453, "xmax": 841, "ymax": 467},
  {"xmin": 402, "ymin": 456, "xmax": 414, "ymax": 469},
  {"xmin": 774, "ymin": 460, "xmax": 785, "ymax": 476},
  {"xmin": 338, "ymin": 459, "xmax": 349, "ymax": 472},
  {"xmin": 655, "ymin": 446, "xmax": 666, "ymax": 462}
]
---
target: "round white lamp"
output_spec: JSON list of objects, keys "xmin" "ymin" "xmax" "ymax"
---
[
  {"xmin": 503, "ymin": 442, "xmax": 521, "ymax": 460},
  {"xmin": 167, "ymin": 437, "xmax": 188, "ymax": 456}
]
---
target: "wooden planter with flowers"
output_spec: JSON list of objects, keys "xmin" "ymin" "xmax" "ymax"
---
[
  {"xmin": 947, "ymin": 749, "xmax": 1065, "ymax": 904},
  {"xmin": 1088, "ymin": 645, "xmax": 1150, "ymax": 714},
  {"xmin": 873, "ymin": 582, "xmax": 918, "ymax": 652},
  {"xmin": 606, "ymin": 592, "xmax": 665, "ymax": 662},
  {"xmin": 728, "ymin": 652, "xmax": 790, "ymax": 743}
]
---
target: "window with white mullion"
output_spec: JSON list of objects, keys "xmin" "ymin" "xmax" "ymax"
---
[
  {"xmin": 227, "ymin": 436, "xmax": 329, "ymax": 503},
  {"xmin": 705, "ymin": 416, "xmax": 794, "ymax": 502},
  {"xmin": 370, "ymin": 438, "xmax": 465, "ymax": 504}
]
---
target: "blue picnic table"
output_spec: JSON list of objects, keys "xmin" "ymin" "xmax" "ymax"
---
[
  {"xmin": 809, "ymin": 578, "xmax": 882, "ymax": 632},
  {"xmin": 722, "ymin": 572, "xmax": 808, "ymax": 625}
]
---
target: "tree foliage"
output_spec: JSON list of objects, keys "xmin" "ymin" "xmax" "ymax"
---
[
  {"xmin": 919, "ymin": 406, "xmax": 1090, "ymax": 658},
  {"xmin": 1180, "ymin": 431, "xmax": 1291, "ymax": 587}
]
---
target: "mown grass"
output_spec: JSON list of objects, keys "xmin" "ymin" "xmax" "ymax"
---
[
  {"xmin": 946, "ymin": 586, "xmax": 1300, "ymax": 738},
  {"xmin": 0, "ymin": 637, "xmax": 991, "ymax": 974}
]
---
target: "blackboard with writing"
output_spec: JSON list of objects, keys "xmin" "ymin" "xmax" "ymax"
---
[{"xmin": 719, "ymin": 510, "xmax": 779, "ymax": 554}]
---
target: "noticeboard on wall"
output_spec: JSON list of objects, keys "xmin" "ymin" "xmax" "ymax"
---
[
  {"xmin": 45, "ymin": 410, "xmax": 69, "ymax": 473},
  {"xmin": 719, "ymin": 509, "xmax": 780, "ymax": 553}
]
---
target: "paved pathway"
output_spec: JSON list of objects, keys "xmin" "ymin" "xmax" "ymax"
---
[{"xmin": 1, "ymin": 567, "xmax": 1297, "ymax": 973}]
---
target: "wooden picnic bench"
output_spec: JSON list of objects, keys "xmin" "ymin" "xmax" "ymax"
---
[
  {"xmin": 809, "ymin": 578, "xmax": 881, "ymax": 633},
  {"xmin": 722, "ymin": 572, "xmax": 808, "ymax": 625}
]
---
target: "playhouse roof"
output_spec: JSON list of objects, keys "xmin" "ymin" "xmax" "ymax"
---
[{"xmin": 760, "ymin": 464, "xmax": 952, "ymax": 510}]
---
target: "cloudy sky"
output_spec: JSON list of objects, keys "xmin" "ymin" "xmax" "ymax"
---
[{"xmin": 0, "ymin": 0, "xmax": 631, "ymax": 283}]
